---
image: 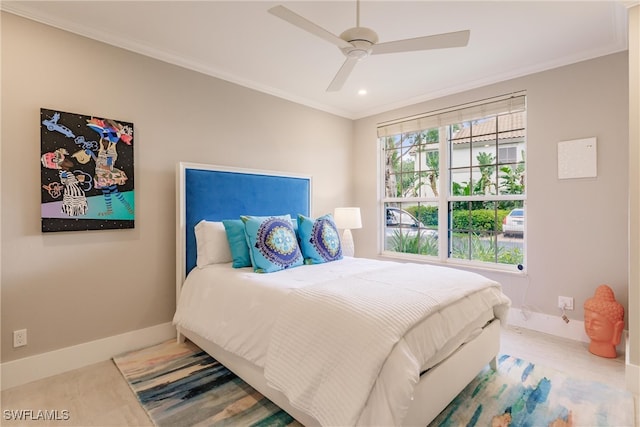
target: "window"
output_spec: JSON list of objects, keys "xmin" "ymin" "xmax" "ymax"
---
[
  {"xmin": 499, "ymin": 147, "xmax": 517, "ymax": 164},
  {"xmin": 378, "ymin": 93, "xmax": 526, "ymax": 271}
]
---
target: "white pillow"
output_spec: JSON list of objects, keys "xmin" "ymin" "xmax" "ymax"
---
[{"xmin": 194, "ymin": 220, "xmax": 233, "ymax": 267}]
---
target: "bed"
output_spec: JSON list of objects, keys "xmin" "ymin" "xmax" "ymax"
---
[{"xmin": 174, "ymin": 162, "xmax": 511, "ymax": 426}]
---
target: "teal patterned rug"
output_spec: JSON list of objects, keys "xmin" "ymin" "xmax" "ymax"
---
[
  {"xmin": 430, "ymin": 354, "xmax": 634, "ymax": 427},
  {"xmin": 113, "ymin": 340, "xmax": 300, "ymax": 427},
  {"xmin": 114, "ymin": 340, "xmax": 634, "ymax": 427}
]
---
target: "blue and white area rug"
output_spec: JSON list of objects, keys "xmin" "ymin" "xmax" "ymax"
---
[
  {"xmin": 114, "ymin": 341, "xmax": 634, "ymax": 427},
  {"xmin": 430, "ymin": 354, "xmax": 634, "ymax": 427},
  {"xmin": 113, "ymin": 340, "xmax": 300, "ymax": 426}
]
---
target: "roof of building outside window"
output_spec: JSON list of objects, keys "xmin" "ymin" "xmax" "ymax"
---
[{"xmin": 450, "ymin": 111, "xmax": 525, "ymax": 144}]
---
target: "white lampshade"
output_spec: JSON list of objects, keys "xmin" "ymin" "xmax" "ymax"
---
[
  {"xmin": 333, "ymin": 207, "xmax": 362, "ymax": 230},
  {"xmin": 334, "ymin": 207, "xmax": 362, "ymax": 257}
]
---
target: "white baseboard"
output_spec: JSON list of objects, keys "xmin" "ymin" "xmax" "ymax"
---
[
  {"xmin": 506, "ymin": 307, "xmax": 628, "ymax": 354},
  {"xmin": 506, "ymin": 307, "xmax": 590, "ymax": 343},
  {"xmin": 0, "ymin": 322, "xmax": 175, "ymax": 391}
]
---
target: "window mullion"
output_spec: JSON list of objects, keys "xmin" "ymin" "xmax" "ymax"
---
[{"xmin": 438, "ymin": 125, "xmax": 449, "ymax": 262}]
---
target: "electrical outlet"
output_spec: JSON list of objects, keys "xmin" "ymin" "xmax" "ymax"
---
[
  {"xmin": 558, "ymin": 296, "xmax": 574, "ymax": 310},
  {"xmin": 13, "ymin": 329, "xmax": 27, "ymax": 347}
]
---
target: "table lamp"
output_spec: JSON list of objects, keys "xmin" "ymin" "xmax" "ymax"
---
[{"xmin": 333, "ymin": 207, "xmax": 362, "ymax": 257}]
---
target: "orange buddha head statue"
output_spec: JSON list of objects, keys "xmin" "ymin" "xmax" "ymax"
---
[{"xmin": 583, "ymin": 285, "xmax": 624, "ymax": 358}]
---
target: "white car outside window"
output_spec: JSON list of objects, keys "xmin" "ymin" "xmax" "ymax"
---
[{"xmin": 503, "ymin": 208, "xmax": 524, "ymax": 237}]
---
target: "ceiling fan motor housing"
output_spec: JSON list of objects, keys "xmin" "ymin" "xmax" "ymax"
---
[{"xmin": 340, "ymin": 27, "xmax": 378, "ymax": 59}]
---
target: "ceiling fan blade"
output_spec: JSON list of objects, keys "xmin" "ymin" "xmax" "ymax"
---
[
  {"xmin": 327, "ymin": 57, "xmax": 359, "ymax": 92},
  {"xmin": 371, "ymin": 30, "xmax": 470, "ymax": 55},
  {"xmin": 269, "ymin": 5, "xmax": 352, "ymax": 49}
]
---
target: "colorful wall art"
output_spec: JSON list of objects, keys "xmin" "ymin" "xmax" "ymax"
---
[{"xmin": 40, "ymin": 108, "xmax": 134, "ymax": 232}]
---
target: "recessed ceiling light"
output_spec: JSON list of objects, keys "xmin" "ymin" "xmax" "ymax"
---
[{"xmin": 358, "ymin": 89, "xmax": 367, "ymax": 96}]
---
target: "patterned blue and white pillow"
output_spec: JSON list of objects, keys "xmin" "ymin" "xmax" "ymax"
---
[
  {"xmin": 241, "ymin": 215, "xmax": 303, "ymax": 273},
  {"xmin": 297, "ymin": 214, "xmax": 342, "ymax": 264}
]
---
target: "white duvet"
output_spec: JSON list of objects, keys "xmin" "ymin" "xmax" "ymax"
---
[{"xmin": 173, "ymin": 257, "xmax": 510, "ymax": 426}]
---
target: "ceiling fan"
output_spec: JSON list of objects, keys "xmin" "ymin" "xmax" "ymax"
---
[{"xmin": 268, "ymin": 1, "xmax": 470, "ymax": 92}]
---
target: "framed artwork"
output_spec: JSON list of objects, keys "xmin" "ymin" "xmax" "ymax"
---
[{"xmin": 40, "ymin": 108, "xmax": 135, "ymax": 232}]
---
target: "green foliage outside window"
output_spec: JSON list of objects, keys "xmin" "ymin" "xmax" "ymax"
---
[
  {"xmin": 451, "ymin": 209, "xmax": 510, "ymax": 233},
  {"xmin": 451, "ymin": 234, "xmax": 524, "ymax": 265},
  {"xmin": 406, "ymin": 205, "xmax": 511, "ymax": 233},
  {"xmin": 388, "ymin": 230, "xmax": 438, "ymax": 256},
  {"xmin": 389, "ymin": 230, "xmax": 523, "ymax": 264},
  {"xmin": 405, "ymin": 205, "xmax": 438, "ymax": 227}
]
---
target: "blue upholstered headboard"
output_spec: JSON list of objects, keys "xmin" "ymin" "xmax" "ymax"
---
[{"xmin": 176, "ymin": 162, "xmax": 312, "ymax": 290}]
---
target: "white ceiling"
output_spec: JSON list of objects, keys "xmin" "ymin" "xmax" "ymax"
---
[{"xmin": 2, "ymin": 1, "xmax": 631, "ymax": 119}]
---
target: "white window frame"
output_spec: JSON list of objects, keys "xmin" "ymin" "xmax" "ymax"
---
[{"xmin": 378, "ymin": 93, "xmax": 527, "ymax": 273}]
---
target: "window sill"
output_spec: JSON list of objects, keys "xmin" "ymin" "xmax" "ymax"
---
[{"xmin": 379, "ymin": 251, "xmax": 527, "ymax": 277}]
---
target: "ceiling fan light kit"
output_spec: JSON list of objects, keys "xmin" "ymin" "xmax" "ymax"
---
[{"xmin": 268, "ymin": 2, "xmax": 470, "ymax": 92}]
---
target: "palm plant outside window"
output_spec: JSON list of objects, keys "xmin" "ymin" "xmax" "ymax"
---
[{"xmin": 379, "ymin": 93, "xmax": 526, "ymax": 271}]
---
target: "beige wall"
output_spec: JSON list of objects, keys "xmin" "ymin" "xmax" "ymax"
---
[
  {"xmin": 353, "ymin": 52, "xmax": 630, "ymax": 327},
  {"xmin": 0, "ymin": 12, "xmax": 353, "ymax": 362}
]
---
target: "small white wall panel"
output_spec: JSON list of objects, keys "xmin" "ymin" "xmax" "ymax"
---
[{"xmin": 557, "ymin": 137, "xmax": 597, "ymax": 179}]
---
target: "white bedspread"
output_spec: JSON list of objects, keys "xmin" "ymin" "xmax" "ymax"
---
[
  {"xmin": 263, "ymin": 262, "xmax": 509, "ymax": 426},
  {"xmin": 173, "ymin": 257, "xmax": 510, "ymax": 426}
]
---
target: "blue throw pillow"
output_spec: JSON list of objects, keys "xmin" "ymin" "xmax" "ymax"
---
[
  {"xmin": 241, "ymin": 215, "xmax": 303, "ymax": 273},
  {"xmin": 297, "ymin": 214, "xmax": 342, "ymax": 264},
  {"xmin": 222, "ymin": 219, "xmax": 252, "ymax": 268}
]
